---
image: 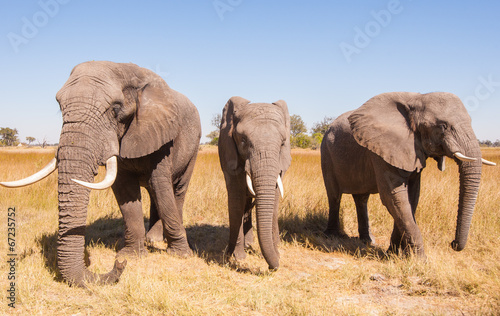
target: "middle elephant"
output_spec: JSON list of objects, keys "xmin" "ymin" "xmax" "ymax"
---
[{"xmin": 219, "ymin": 96, "xmax": 291, "ymax": 270}]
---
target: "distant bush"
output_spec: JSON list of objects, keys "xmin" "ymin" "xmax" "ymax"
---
[
  {"xmin": 479, "ymin": 139, "xmax": 500, "ymax": 147},
  {"xmin": 290, "ymin": 115, "xmax": 335, "ymax": 150},
  {"xmin": 291, "ymin": 133, "xmax": 311, "ymax": 149}
]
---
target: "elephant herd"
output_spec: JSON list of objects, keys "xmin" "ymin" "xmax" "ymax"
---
[{"xmin": 1, "ymin": 61, "xmax": 495, "ymax": 287}]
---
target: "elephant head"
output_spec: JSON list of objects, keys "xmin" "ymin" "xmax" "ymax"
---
[
  {"xmin": 219, "ymin": 96, "xmax": 291, "ymax": 269},
  {"xmin": 1, "ymin": 61, "xmax": 184, "ymax": 286},
  {"xmin": 348, "ymin": 92, "xmax": 495, "ymax": 252}
]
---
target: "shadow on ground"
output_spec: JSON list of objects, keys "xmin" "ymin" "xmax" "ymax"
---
[
  {"xmin": 35, "ymin": 216, "xmax": 232, "ymax": 280},
  {"xmin": 34, "ymin": 210, "xmax": 388, "ymax": 282},
  {"xmin": 187, "ymin": 223, "xmax": 229, "ymax": 264},
  {"xmin": 279, "ymin": 211, "xmax": 387, "ymax": 259}
]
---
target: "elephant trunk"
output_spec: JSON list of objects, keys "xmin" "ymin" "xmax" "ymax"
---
[
  {"xmin": 251, "ymin": 153, "xmax": 281, "ymax": 270},
  {"xmin": 451, "ymin": 139, "xmax": 482, "ymax": 251},
  {"xmin": 57, "ymin": 127, "xmax": 125, "ymax": 287}
]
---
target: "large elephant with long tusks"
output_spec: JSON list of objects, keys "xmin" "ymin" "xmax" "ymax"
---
[
  {"xmin": 1, "ymin": 61, "xmax": 201, "ymax": 287},
  {"xmin": 321, "ymin": 92, "xmax": 496, "ymax": 258},
  {"xmin": 218, "ymin": 96, "xmax": 291, "ymax": 270}
]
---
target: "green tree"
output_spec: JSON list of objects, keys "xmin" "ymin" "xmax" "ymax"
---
[
  {"xmin": 293, "ymin": 133, "xmax": 312, "ymax": 149},
  {"xmin": 290, "ymin": 114, "xmax": 310, "ymax": 148},
  {"xmin": 311, "ymin": 132, "xmax": 323, "ymax": 150},
  {"xmin": 211, "ymin": 113, "xmax": 222, "ymax": 130},
  {"xmin": 206, "ymin": 130, "xmax": 219, "ymax": 146},
  {"xmin": 26, "ymin": 136, "xmax": 36, "ymax": 146},
  {"xmin": 311, "ymin": 116, "xmax": 335, "ymax": 135},
  {"xmin": 206, "ymin": 114, "xmax": 221, "ymax": 146},
  {"xmin": 479, "ymin": 139, "xmax": 493, "ymax": 147},
  {"xmin": 290, "ymin": 114, "xmax": 307, "ymax": 137},
  {"xmin": 0, "ymin": 127, "xmax": 19, "ymax": 146}
]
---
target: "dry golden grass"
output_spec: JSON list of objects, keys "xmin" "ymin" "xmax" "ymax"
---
[{"xmin": 0, "ymin": 146, "xmax": 499, "ymax": 315}]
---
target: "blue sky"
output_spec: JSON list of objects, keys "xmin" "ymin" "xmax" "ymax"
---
[{"xmin": 1, "ymin": 0, "xmax": 499, "ymax": 144}]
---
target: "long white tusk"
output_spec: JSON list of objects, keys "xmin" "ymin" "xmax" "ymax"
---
[
  {"xmin": 482, "ymin": 158, "xmax": 497, "ymax": 166},
  {"xmin": 0, "ymin": 157, "xmax": 57, "ymax": 188},
  {"xmin": 437, "ymin": 157, "xmax": 445, "ymax": 172},
  {"xmin": 277, "ymin": 175, "xmax": 284, "ymax": 199},
  {"xmin": 454, "ymin": 152, "xmax": 477, "ymax": 162},
  {"xmin": 0, "ymin": 158, "xmax": 57, "ymax": 188},
  {"xmin": 246, "ymin": 173, "xmax": 256, "ymax": 196},
  {"xmin": 72, "ymin": 156, "xmax": 118, "ymax": 190}
]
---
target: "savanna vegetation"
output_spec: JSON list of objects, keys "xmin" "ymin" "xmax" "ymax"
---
[{"xmin": 0, "ymin": 147, "xmax": 499, "ymax": 315}]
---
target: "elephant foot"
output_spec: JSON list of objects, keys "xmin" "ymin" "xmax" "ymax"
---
[
  {"xmin": 386, "ymin": 244, "xmax": 400, "ymax": 257},
  {"xmin": 166, "ymin": 246, "xmax": 193, "ymax": 258},
  {"xmin": 224, "ymin": 244, "xmax": 248, "ymax": 265},
  {"xmin": 234, "ymin": 247, "xmax": 248, "ymax": 260},
  {"xmin": 146, "ymin": 221, "xmax": 164, "ymax": 243},
  {"xmin": 146, "ymin": 231, "xmax": 164, "ymax": 243},
  {"xmin": 359, "ymin": 233, "xmax": 375, "ymax": 245},
  {"xmin": 244, "ymin": 244, "xmax": 257, "ymax": 255},
  {"xmin": 403, "ymin": 244, "xmax": 427, "ymax": 261},
  {"xmin": 224, "ymin": 249, "xmax": 255, "ymax": 272},
  {"xmin": 117, "ymin": 245, "xmax": 148, "ymax": 258},
  {"xmin": 225, "ymin": 254, "xmax": 251, "ymax": 271},
  {"xmin": 244, "ymin": 239, "xmax": 254, "ymax": 250},
  {"xmin": 244, "ymin": 229, "xmax": 254, "ymax": 249},
  {"xmin": 166, "ymin": 239, "xmax": 193, "ymax": 258},
  {"xmin": 387, "ymin": 243, "xmax": 427, "ymax": 261}
]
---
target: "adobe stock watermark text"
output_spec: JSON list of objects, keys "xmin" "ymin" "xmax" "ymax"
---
[{"xmin": 6, "ymin": 207, "xmax": 17, "ymax": 309}]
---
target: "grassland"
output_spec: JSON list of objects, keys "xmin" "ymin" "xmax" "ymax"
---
[{"xmin": 0, "ymin": 146, "xmax": 499, "ymax": 315}]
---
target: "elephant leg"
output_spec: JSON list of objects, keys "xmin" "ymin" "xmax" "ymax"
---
[
  {"xmin": 112, "ymin": 170, "xmax": 147, "ymax": 257},
  {"xmin": 322, "ymin": 148, "xmax": 346, "ymax": 238},
  {"xmin": 149, "ymin": 177, "xmax": 192, "ymax": 257},
  {"xmin": 146, "ymin": 155, "xmax": 197, "ymax": 245},
  {"xmin": 243, "ymin": 197, "xmax": 255, "ymax": 250},
  {"xmin": 373, "ymin": 161, "xmax": 425, "ymax": 258},
  {"xmin": 145, "ymin": 187, "xmax": 163, "ymax": 243},
  {"xmin": 324, "ymin": 191, "xmax": 346, "ymax": 238},
  {"xmin": 381, "ymin": 189, "xmax": 424, "ymax": 257},
  {"xmin": 171, "ymin": 154, "xmax": 198, "ymax": 250},
  {"xmin": 173, "ymin": 154, "xmax": 197, "ymax": 227},
  {"xmin": 388, "ymin": 172, "xmax": 422, "ymax": 254},
  {"xmin": 225, "ymin": 174, "xmax": 248, "ymax": 261},
  {"xmin": 353, "ymin": 194, "xmax": 374, "ymax": 244},
  {"xmin": 389, "ymin": 221, "xmax": 403, "ymax": 255},
  {"xmin": 408, "ymin": 171, "xmax": 421, "ymax": 218}
]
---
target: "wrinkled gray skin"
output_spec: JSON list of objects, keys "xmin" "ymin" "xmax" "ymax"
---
[
  {"xmin": 219, "ymin": 97, "xmax": 291, "ymax": 270},
  {"xmin": 55, "ymin": 61, "xmax": 201, "ymax": 286},
  {"xmin": 321, "ymin": 92, "xmax": 483, "ymax": 258}
]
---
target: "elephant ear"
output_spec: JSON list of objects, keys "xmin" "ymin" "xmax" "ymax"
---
[
  {"xmin": 219, "ymin": 96, "xmax": 251, "ymax": 174},
  {"xmin": 348, "ymin": 92, "xmax": 426, "ymax": 172},
  {"xmin": 120, "ymin": 80, "xmax": 180, "ymax": 159},
  {"xmin": 273, "ymin": 100, "xmax": 292, "ymax": 174}
]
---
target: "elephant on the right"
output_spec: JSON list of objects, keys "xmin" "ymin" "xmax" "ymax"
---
[{"xmin": 321, "ymin": 92, "xmax": 496, "ymax": 258}]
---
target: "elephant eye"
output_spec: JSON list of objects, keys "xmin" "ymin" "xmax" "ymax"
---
[{"xmin": 112, "ymin": 103, "xmax": 122, "ymax": 118}]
